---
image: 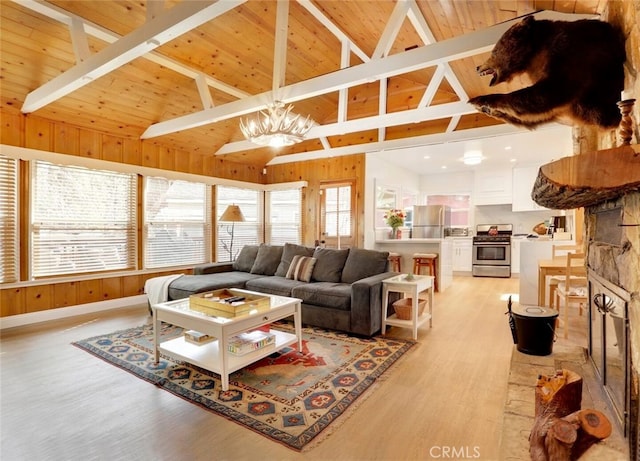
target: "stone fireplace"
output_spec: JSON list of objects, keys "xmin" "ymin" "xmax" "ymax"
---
[
  {"xmin": 532, "ymin": 144, "xmax": 639, "ymax": 458},
  {"xmin": 585, "ymin": 192, "xmax": 640, "ymax": 458}
]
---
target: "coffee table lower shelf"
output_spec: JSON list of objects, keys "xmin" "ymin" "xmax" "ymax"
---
[{"xmin": 159, "ymin": 329, "xmax": 298, "ymax": 379}]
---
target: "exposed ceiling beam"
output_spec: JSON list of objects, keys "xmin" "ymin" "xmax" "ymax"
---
[
  {"xmin": 142, "ymin": 10, "xmax": 593, "ymax": 141},
  {"xmin": 17, "ymin": 0, "xmax": 250, "ymax": 99},
  {"xmin": 272, "ymin": 0, "xmax": 289, "ymax": 93},
  {"xmin": 296, "ymin": 0, "xmax": 369, "ymax": 63},
  {"xmin": 216, "ymin": 101, "xmax": 478, "ymax": 155},
  {"xmin": 266, "ymin": 123, "xmax": 528, "ymax": 165},
  {"xmin": 20, "ymin": 0, "xmax": 246, "ymax": 113}
]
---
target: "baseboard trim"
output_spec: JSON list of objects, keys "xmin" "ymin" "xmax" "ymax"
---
[{"xmin": 0, "ymin": 295, "xmax": 148, "ymax": 330}]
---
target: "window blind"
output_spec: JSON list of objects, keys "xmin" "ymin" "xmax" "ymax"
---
[
  {"xmin": 0, "ymin": 155, "xmax": 18, "ymax": 283},
  {"xmin": 266, "ymin": 188, "xmax": 302, "ymax": 245},
  {"xmin": 31, "ymin": 161, "xmax": 137, "ymax": 277},
  {"xmin": 217, "ymin": 186, "xmax": 261, "ymax": 262},
  {"xmin": 144, "ymin": 177, "xmax": 211, "ymax": 269}
]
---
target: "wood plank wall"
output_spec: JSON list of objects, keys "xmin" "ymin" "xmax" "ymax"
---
[{"xmin": 0, "ymin": 110, "xmax": 365, "ymax": 317}]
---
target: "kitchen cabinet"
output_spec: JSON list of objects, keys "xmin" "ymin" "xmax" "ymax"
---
[
  {"xmin": 451, "ymin": 238, "xmax": 473, "ymax": 272},
  {"xmin": 512, "ymin": 166, "xmax": 549, "ymax": 212},
  {"xmin": 473, "ymin": 169, "xmax": 513, "ymax": 205}
]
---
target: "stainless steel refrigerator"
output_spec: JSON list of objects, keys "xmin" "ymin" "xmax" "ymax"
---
[{"xmin": 412, "ymin": 205, "xmax": 451, "ymax": 238}]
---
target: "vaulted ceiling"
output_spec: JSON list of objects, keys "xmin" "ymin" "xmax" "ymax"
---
[{"xmin": 0, "ymin": 1, "xmax": 607, "ymax": 169}]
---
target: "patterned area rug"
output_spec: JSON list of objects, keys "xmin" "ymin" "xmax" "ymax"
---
[{"xmin": 73, "ymin": 322, "xmax": 414, "ymax": 451}]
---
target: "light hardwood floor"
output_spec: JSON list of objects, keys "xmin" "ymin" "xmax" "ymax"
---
[{"xmin": 1, "ymin": 276, "xmax": 587, "ymax": 460}]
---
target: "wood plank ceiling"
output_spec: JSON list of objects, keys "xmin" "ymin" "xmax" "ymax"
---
[{"xmin": 0, "ymin": 0, "xmax": 606, "ymax": 169}]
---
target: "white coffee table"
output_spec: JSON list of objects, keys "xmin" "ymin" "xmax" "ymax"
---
[
  {"xmin": 152, "ymin": 289, "xmax": 302, "ymax": 390},
  {"xmin": 381, "ymin": 274, "xmax": 434, "ymax": 340}
]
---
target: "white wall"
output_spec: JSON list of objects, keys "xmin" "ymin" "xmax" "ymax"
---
[
  {"xmin": 365, "ymin": 154, "xmax": 421, "ymax": 248},
  {"xmin": 474, "ymin": 204, "xmax": 553, "ymax": 235}
]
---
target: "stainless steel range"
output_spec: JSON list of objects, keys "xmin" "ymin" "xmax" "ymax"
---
[{"xmin": 472, "ymin": 224, "xmax": 512, "ymax": 278}]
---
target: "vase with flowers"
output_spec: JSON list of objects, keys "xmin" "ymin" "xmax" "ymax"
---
[{"xmin": 384, "ymin": 208, "xmax": 405, "ymax": 239}]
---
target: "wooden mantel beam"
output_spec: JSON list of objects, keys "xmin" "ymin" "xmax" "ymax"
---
[{"xmin": 532, "ymin": 144, "xmax": 640, "ymax": 209}]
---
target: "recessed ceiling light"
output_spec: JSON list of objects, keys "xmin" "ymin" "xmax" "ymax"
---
[
  {"xmin": 505, "ymin": 146, "xmax": 512, "ymax": 150},
  {"xmin": 510, "ymin": 158, "xmax": 517, "ymax": 162},
  {"xmin": 441, "ymin": 165, "xmax": 447, "ymax": 169},
  {"xmin": 461, "ymin": 150, "xmax": 484, "ymax": 165},
  {"xmin": 423, "ymin": 155, "xmax": 430, "ymax": 159}
]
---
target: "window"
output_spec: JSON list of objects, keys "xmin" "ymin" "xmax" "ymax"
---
[
  {"xmin": 266, "ymin": 188, "xmax": 302, "ymax": 245},
  {"xmin": 31, "ymin": 161, "xmax": 136, "ymax": 277},
  {"xmin": 144, "ymin": 177, "xmax": 211, "ymax": 269},
  {"xmin": 217, "ymin": 186, "xmax": 261, "ymax": 261},
  {"xmin": 320, "ymin": 182, "xmax": 354, "ymax": 248},
  {"xmin": 0, "ymin": 155, "xmax": 19, "ymax": 283}
]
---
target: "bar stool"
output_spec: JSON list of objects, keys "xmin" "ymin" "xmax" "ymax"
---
[
  {"xmin": 412, "ymin": 253, "xmax": 438, "ymax": 291},
  {"xmin": 388, "ymin": 252, "xmax": 401, "ymax": 272}
]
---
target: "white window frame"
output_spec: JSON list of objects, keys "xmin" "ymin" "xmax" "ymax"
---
[
  {"xmin": 265, "ymin": 187, "xmax": 302, "ymax": 245},
  {"xmin": 30, "ymin": 160, "xmax": 137, "ymax": 278},
  {"xmin": 143, "ymin": 176, "xmax": 212, "ymax": 269},
  {"xmin": 0, "ymin": 155, "xmax": 19, "ymax": 283}
]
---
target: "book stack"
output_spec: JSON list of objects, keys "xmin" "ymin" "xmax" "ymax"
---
[
  {"xmin": 184, "ymin": 330, "xmax": 216, "ymax": 345},
  {"xmin": 228, "ymin": 330, "xmax": 275, "ymax": 356}
]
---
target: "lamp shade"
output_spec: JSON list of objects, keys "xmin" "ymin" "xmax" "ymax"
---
[{"xmin": 219, "ymin": 204, "xmax": 246, "ymax": 222}]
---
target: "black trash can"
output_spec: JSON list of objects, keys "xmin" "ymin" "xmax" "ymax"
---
[{"xmin": 512, "ymin": 305, "xmax": 558, "ymax": 356}]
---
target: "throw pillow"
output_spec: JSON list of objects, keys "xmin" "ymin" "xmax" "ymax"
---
[
  {"xmin": 250, "ymin": 244, "xmax": 284, "ymax": 275},
  {"xmin": 286, "ymin": 255, "xmax": 317, "ymax": 282},
  {"xmin": 232, "ymin": 245, "xmax": 260, "ymax": 272},
  {"xmin": 341, "ymin": 248, "xmax": 389, "ymax": 284},
  {"xmin": 311, "ymin": 248, "xmax": 349, "ymax": 283},
  {"xmin": 274, "ymin": 243, "xmax": 315, "ymax": 277}
]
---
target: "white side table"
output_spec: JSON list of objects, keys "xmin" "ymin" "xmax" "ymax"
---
[{"xmin": 381, "ymin": 274, "xmax": 434, "ymax": 340}]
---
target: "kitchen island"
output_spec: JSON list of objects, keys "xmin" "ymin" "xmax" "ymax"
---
[{"xmin": 374, "ymin": 238, "xmax": 453, "ymax": 292}]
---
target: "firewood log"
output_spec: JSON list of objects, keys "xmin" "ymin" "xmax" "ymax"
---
[{"xmin": 530, "ymin": 369, "xmax": 612, "ymax": 461}]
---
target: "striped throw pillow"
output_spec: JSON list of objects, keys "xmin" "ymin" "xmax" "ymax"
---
[{"xmin": 286, "ymin": 255, "xmax": 317, "ymax": 282}]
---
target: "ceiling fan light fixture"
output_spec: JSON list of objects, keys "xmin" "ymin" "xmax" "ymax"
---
[{"xmin": 240, "ymin": 101, "xmax": 314, "ymax": 148}]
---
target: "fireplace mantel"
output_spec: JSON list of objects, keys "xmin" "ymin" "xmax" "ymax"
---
[{"xmin": 532, "ymin": 144, "xmax": 640, "ymax": 209}]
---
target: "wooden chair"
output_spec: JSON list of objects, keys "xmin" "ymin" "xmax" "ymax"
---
[
  {"xmin": 551, "ymin": 244, "xmax": 583, "ymax": 259},
  {"xmin": 549, "ymin": 244, "xmax": 584, "ymax": 308},
  {"xmin": 412, "ymin": 253, "xmax": 438, "ymax": 291},
  {"xmin": 388, "ymin": 252, "xmax": 401, "ymax": 272},
  {"xmin": 554, "ymin": 252, "xmax": 587, "ymax": 339}
]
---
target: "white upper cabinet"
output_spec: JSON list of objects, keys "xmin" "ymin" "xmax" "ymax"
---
[
  {"xmin": 512, "ymin": 166, "xmax": 549, "ymax": 212},
  {"xmin": 473, "ymin": 169, "xmax": 513, "ymax": 205}
]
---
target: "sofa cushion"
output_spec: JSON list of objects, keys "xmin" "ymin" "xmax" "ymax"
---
[
  {"xmin": 341, "ymin": 248, "xmax": 390, "ymax": 284},
  {"xmin": 292, "ymin": 282, "xmax": 351, "ymax": 311},
  {"xmin": 232, "ymin": 245, "xmax": 260, "ymax": 272},
  {"xmin": 245, "ymin": 276, "xmax": 308, "ymax": 297},
  {"xmin": 311, "ymin": 248, "xmax": 349, "ymax": 283},
  {"xmin": 286, "ymin": 255, "xmax": 317, "ymax": 282},
  {"xmin": 250, "ymin": 244, "xmax": 284, "ymax": 275},
  {"xmin": 168, "ymin": 272, "xmax": 263, "ymax": 300},
  {"xmin": 274, "ymin": 243, "xmax": 315, "ymax": 277}
]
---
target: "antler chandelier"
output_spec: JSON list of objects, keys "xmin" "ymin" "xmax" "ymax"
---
[{"xmin": 240, "ymin": 101, "xmax": 314, "ymax": 148}]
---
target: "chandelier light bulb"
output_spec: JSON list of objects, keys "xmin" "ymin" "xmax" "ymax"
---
[{"xmin": 240, "ymin": 101, "xmax": 314, "ymax": 147}]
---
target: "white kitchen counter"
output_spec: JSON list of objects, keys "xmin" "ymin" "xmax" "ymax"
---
[{"xmin": 375, "ymin": 238, "xmax": 453, "ymax": 291}]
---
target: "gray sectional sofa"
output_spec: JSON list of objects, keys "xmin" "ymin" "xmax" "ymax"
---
[{"xmin": 167, "ymin": 243, "xmax": 398, "ymax": 336}]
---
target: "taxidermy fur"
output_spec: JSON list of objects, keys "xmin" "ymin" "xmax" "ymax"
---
[{"xmin": 469, "ymin": 16, "xmax": 625, "ymax": 129}]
